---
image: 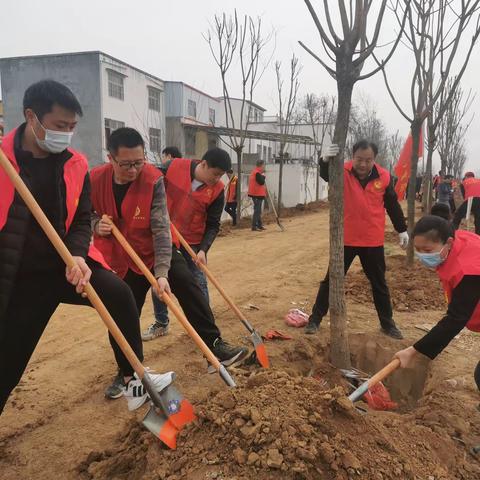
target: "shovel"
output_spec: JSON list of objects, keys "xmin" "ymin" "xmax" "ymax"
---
[
  {"xmin": 348, "ymin": 359, "xmax": 401, "ymax": 402},
  {"xmin": 265, "ymin": 187, "xmax": 285, "ymax": 231},
  {"xmin": 105, "ymin": 216, "xmax": 237, "ymax": 388},
  {"xmin": 170, "ymin": 223, "xmax": 269, "ymax": 368},
  {"xmin": 0, "ymin": 149, "xmax": 192, "ymax": 449},
  {"xmin": 466, "ymin": 196, "xmax": 473, "ymax": 231}
]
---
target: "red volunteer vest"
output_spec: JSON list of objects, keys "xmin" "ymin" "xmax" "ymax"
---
[
  {"xmin": 0, "ymin": 128, "xmax": 108, "ymax": 268},
  {"xmin": 165, "ymin": 158, "xmax": 224, "ymax": 245},
  {"xmin": 248, "ymin": 167, "xmax": 267, "ymax": 197},
  {"xmin": 344, "ymin": 161, "xmax": 390, "ymax": 247},
  {"xmin": 436, "ymin": 230, "xmax": 480, "ymax": 332},
  {"xmin": 462, "ymin": 177, "xmax": 480, "ymax": 199},
  {"xmin": 90, "ymin": 162, "xmax": 169, "ymax": 279},
  {"xmin": 226, "ymin": 175, "xmax": 238, "ymax": 203}
]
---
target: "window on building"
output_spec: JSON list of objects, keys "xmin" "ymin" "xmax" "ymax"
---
[
  {"xmin": 257, "ymin": 144, "xmax": 262, "ymax": 159},
  {"xmin": 254, "ymin": 110, "xmax": 259, "ymax": 122},
  {"xmin": 148, "ymin": 87, "xmax": 161, "ymax": 112},
  {"xmin": 107, "ymin": 70, "xmax": 124, "ymax": 100},
  {"xmin": 149, "ymin": 128, "xmax": 162, "ymax": 153},
  {"xmin": 185, "ymin": 128, "xmax": 196, "ymax": 155},
  {"xmin": 209, "ymin": 108, "xmax": 216, "ymax": 125},
  {"xmin": 187, "ymin": 99, "xmax": 197, "ymax": 118},
  {"xmin": 267, "ymin": 146, "xmax": 272, "ymax": 162},
  {"xmin": 104, "ymin": 118, "xmax": 126, "ymax": 148},
  {"xmin": 263, "ymin": 146, "xmax": 267, "ymax": 161}
]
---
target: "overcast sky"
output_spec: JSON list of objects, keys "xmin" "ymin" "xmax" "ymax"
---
[{"xmin": 1, "ymin": 0, "xmax": 479, "ymax": 172}]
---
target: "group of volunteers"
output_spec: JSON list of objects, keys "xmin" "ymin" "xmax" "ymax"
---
[{"xmin": 1, "ymin": 79, "xmax": 479, "ymax": 416}]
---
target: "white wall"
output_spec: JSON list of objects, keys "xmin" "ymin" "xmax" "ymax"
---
[
  {"xmin": 183, "ymin": 85, "xmax": 220, "ymax": 125},
  {"xmin": 99, "ymin": 54, "xmax": 165, "ymax": 163}
]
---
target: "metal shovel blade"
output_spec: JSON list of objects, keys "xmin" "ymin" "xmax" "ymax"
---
[
  {"xmin": 142, "ymin": 404, "xmax": 179, "ymax": 449},
  {"xmin": 251, "ymin": 330, "xmax": 269, "ymax": 368},
  {"xmin": 158, "ymin": 384, "xmax": 196, "ymax": 431}
]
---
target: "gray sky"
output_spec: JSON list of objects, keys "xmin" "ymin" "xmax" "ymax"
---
[{"xmin": 1, "ymin": 0, "xmax": 479, "ymax": 172}]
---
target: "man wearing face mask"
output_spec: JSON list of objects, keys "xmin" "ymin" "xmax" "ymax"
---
[
  {"xmin": 142, "ymin": 148, "xmax": 230, "ymax": 341},
  {"xmin": 305, "ymin": 140, "xmax": 408, "ymax": 339},
  {"xmin": 0, "ymin": 80, "xmax": 173, "ymax": 415}
]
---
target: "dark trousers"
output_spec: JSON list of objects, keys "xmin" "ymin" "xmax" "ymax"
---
[
  {"xmin": 0, "ymin": 261, "xmax": 143, "ymax": 415},
  {"xmin": 310, "ymin": 246, "xmax": 395, "ymax": 328},
  {"xmin": 224, "ymin": 202, "xmax": 237, "ymax": 225},
  {"xmin": 453, "ymin": 198, "xmax": 480, "ymax": 235},
  {"xmin": 130, "ymin": 247, "xmax": 220, "ymax": 348},
  {"xmin": 252, "ymin": 197, "xmax": 264, "ymax": 229}
]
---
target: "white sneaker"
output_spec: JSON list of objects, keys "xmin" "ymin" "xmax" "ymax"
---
[{"xmin": 124, "ymin": 371, "xmax": 175, "ymax": 411}]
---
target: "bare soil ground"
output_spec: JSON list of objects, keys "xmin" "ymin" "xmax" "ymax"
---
[{"xmin": 1, "ymin": 205, "xmax": 479, "ymax": 480}]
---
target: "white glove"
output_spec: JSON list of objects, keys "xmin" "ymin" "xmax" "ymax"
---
[
  {"xmin": 398, "ymin": 231, "xmax": 409, "ymax": 249},
  {"xmin": 321, "ymin": 144, "xmax": 340, "ymax": 162}
]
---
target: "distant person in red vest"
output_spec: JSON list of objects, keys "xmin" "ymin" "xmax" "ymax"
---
[
  {"xmin": 305, "ymin": 140, "xmax": 408, "ymax": 339},
  {"xmin": 93, "ymin": 134, "xmax": 248, "ymax": 371},
  {"xmin": 248, "ymin": 160, "xmax": 267, "ymax": 231},
  {"xmin": 143, "ymin": 148, "xmax": 234, "ymax": 343},
  {"xmin": 395, "ymin": 215, "xmax": 480, "ymax": 397},
  {"xmin": 0, "ymin": 81, "xmax": 171, "ymax": 415},
  {"xmin": 224, "ymin": 169, "xmax": 238, "ymax": 226},
  {"xmin": 453, "ymin": 172, "xmax": 480, "ymax": 234},
  {"xmin": 161, "ymin": 146, "xmax": 181, "ymax": 165}
]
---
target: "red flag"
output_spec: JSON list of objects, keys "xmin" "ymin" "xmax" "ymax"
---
[{"xmin": 394, "ymin": 128, "xmax": 423, "ymax": 200}]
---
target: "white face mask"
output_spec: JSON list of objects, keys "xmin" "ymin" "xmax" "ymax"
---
[{"xmin": 32, "ymin": 115, "xmax": 74, "ymax": 154}]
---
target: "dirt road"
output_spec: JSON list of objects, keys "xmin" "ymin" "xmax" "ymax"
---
[{"xmin": 1, "ymin": 207, "xmax": 479, "ymax": 479}]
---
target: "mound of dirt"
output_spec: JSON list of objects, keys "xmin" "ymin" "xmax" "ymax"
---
[
  {"xmin": 77, "ymin": 365, "xmax": 480, "ymax": 480},
  {"xmin": 345, "ymin": 254, "xmax": 445, "ymax": 312}
]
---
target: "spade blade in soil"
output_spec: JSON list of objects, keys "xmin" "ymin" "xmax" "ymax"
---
[
  {"xmin": 250, "ymin": 330, "xmax": 269, "ymax": 368},
  {"xmin": 142, "ymin": 405, "xmax": 179, "ymax": 449},
  {"xmin": 158, "ymin": 384, "xmax": 197, "ymax": 431}
]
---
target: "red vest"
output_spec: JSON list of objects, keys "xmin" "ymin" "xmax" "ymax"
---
[
  {"xmin": 344, "ymin": 161, "xmax": 390, "ymax": 247},
  {"xmin": 436, "ymin": 230, "xmax": 480, "ymax": 332},
  {"xmin": 462, "ymin": 177, "xmax": 480, "ymax": 199},
  {"xmin": 0, "ymin": 128, "xmax": 108, "ymax": 268},
  {"xmin": 226, "ymin": 175, "xmax": 238, "ymax": 203},
  {"xmin": 165, "ymin": 158, "xmax": 224, "ymax": 245},
  {"xmin": 248, "ymin": 167, "xmax": 266, "ymax": 197},
  {"xmin": 91, "ymin": 163, "xmax": 163, "ymax": 278}
]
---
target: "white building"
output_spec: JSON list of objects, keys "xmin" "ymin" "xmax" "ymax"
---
[{"xmin": 0, "ymin": 51, "xmax": 165, "ymax": 166}]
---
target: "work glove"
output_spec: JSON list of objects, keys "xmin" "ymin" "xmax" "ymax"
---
[
  {"xmin": 321, "ymin": 144, "xmax": 340, "ymax": 162},
  {"xmin": 398, "ymin": 231, "xmax": 409, "ymax": 249}
]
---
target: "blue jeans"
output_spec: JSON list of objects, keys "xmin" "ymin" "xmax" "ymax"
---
[
  {"xmin": 251, "ymin": 197, "xmax": 264, "ymax": 229},
  {"xmin": 152, "ymin": 245, "xmax": 210, "ymax": 326}
]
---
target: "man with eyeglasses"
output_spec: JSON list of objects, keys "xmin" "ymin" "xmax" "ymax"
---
[{"xmin": 91, "ymin": 128, "xmax": 248, "ymax": 398}]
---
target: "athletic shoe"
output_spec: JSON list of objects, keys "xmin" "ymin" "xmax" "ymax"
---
[
  {"xmin": 211, "ymin": 338, "xmax": 248, "ymax": 367},
  {"xmin": 105, "ymin": 370, "xmax": 125, "ymax": 399},
  {"xmin": 142, "ymin": 323, "xmax": 169, "ymax": 341},
  {"xmin": 381, "ymin": 325, "xmax": 404, "ymax": 340},
  {"xmin": 304, "ymin": 317, "xmax": 320, "ymax": 335},
  {"xmin": 124, "ymin": 371, "xmax": 176, "ymax": 411}
]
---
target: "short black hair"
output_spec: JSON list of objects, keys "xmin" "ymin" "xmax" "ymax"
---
[
  {"xmin": 108, "ymin": 127, "xmax": 144, "ymax": 155},
  {"xmin": 23, "ymin": 79, "xmax": 83, "ymax": 121},
  {"xmin": 412, "ymin": 215, "xmax": 454, "ymax": 243},
  {"xmin": 256, "ymin": 160, "xmax": 265, "ymax": 167},
  {"xmin": 202, "ymin": 147, "xmax": 231, "ymax": 171},
  {"xmin": 162, "ymin": 146, "xmax": 182, "ymax": 158},
  {"xmin": 227, "ymin": 169, "xmax": 234, "ymax": 174},
  {"xmin": 430, "ymin": 202, "xmax": 451, "ymax": 221},
  {"xmin": 352, "ymin": 140, "xmax": 378, "ymax": 157}
]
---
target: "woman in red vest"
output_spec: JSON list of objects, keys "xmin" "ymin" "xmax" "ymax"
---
[
  {"xmin": 453, "ymin": 172, "xmax": 480, "ymax": 235},
  {"xmin": 395, "ymin": 215, "xmax": 480, "ymax": 395},
  {"xmin": 0, "ymin": 81, "xmax": 170, "ymax": 415},
  {"xmin": 224, "ymin": 169, "xmax": 238, "ymax": 226},
  {"xmin": 248, "ymin": 160, "xmax": 267, "ymax": 231}
]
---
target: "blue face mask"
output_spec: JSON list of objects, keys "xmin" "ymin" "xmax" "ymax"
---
[{"xmin": 415, "ymin": 246, "xmax": 447, "ymax": 268}]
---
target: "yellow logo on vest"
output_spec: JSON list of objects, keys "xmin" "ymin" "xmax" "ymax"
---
[
  {"xmin": 133, "ymin": 206, "xmax": 146, "ymax": 220},
  {"xmin": 373, "ymin": 180, "xmax": 383, "ymax": 191},
  {"xmin": 75, "ymin": 198, "xmax": 79, "ymax": 207}
]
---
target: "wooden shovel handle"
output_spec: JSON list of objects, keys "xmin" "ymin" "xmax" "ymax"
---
[
  {"xmin": 170, "ymin": 223, "xmax": 252, "ymax": 331},
  {"xmin": 368, "ymin": 358, "xmax": 401, "ymax": 388},
  {"xmin": 105, "ymin": 216, "xmax": 222, "ymax": 370},
  {"xmin": 0, "ymin": 149, "xmax": 145, "ymax": 377}
]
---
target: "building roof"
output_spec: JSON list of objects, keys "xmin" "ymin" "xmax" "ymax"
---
[
  {"xmin": 217, "ymin": 97, "xmax": 267, "ymax": 112},
  {"xmin": 0, "ymin": 50, "xmax": 165, "ymax": 84},
  {"xmin": 165, "ymin": 81, "xmax": 221, "ymax": 102}
]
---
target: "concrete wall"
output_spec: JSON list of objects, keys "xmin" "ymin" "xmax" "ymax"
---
[
  {"xmin": 99, "ymin": 53, "xmax": 165, "ymax": 165},
  {"xmin": 0, "ymin": 52, "xmax": 103, "ymax": 167},
  {"xmin": 183, "ymin": 84, "xmax": 220, "ymax": 125},
  {"xmin": 164, "ymin": 82, "xmax": 183, "ymax": 117}
]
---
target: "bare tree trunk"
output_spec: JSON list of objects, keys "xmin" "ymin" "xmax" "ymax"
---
[
  {"xmin": 424, "ymin": 134, "xmax": 435, "ymax": 214},
  {"xmin": 329, "ymin": 81, "xmax": 353, "ymax": 370},
  {"xmin": 315, "ymin": 153, "xmax": 320, "ymax": 201},
  {"xmin": 277, "ymin": 149, "xmax": 284, "ymax": 213},
  {"xmin": 235, "ymin": 148, "xmax": 243, "ymax": 222},
  {"xmin": 406, "ymin": 119, "xmax": 422, "ymax": 265}
]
